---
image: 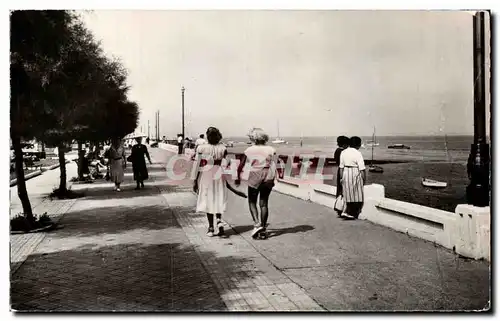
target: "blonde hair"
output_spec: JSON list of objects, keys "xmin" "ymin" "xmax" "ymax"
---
[{"xmin": 248, "ymin": 128, "xmax": 269, "ymax": 145}]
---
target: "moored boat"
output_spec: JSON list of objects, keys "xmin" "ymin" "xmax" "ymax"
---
[
  {"xmin": 422, "ymin": 178, "xmax": 447, "ymax": 188},
  {"xmin": 272, "ymin": 120, "xmax": 287, "ymax": 144},
  {"xmin": 368, "ymin": 165, "xmax": 384, "ymax": 173},
  {"xmin": 388, "ymin": 144, "xmax": 410, "ymax": 149}
]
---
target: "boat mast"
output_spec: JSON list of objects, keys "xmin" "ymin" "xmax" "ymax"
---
[
  {"xmin": 277, "ymin": 120, "xmax": 280, "ymax": 138},
  {"xmin": 371, "ymin": 126, "xmax": 375, "ymax": 163}
]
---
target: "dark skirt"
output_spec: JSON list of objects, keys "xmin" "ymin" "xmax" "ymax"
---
[
  {"xmin": 132, "ymin": 161, "xmax": 149, "ymax": 181},
  {"xmin": 335, "ymin": 167, "xmax": 343, "ymax": 197},
  {"xmin": 345, "ymin": 202, "xmax": 363, "ymax": 218}
]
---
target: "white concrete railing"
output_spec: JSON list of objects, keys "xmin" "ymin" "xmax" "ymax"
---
[
  {"xmin": 158, "ymin": 143, "xmax": 195, "ymax": 157},
  {"xmin": 157, "ymin": 142, "xmax": 491, "ymax": 261},
  {"xmin": 273, "ymin": 177, "xmax": 490, "ymax": 261}
]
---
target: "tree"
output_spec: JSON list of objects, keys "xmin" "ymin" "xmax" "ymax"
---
[
  {"xmin": 40, "ymin": 15, "xmax": 126, "ymax": 194},
  {"xmin": 10, "ymin": 10, "xmax": 74, "ymax": 223},
  {"xmin": 11, "ymin": 10, "xmax": 139, "ymax": 201}
]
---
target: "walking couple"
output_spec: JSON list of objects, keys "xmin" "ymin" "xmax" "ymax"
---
[
  {"xmin": 193, "ymin": 127, "xmax": 276, "ymax": 240},
  {"xmin": 334, "ymin": 135, "xmax": 366, "ymax": 220},
  {"xmin": 106, "ymin": 136, "xmax": 152, "ymax": 192}
]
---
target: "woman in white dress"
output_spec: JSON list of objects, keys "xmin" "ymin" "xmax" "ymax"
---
[
  {"xmin": 193, "ymin": 127, "xmax": 228, "ymax": 237},
  {"xmin": 339, "ymin": 136, "xmax": 366, "ymax": 219},
  {"xmin": 236, "ymin": 128, "xmax": 277, "ymax": 240},
  {"xmin": 108, "ymin": 138, "xmax": 126, "ymax": 191}
]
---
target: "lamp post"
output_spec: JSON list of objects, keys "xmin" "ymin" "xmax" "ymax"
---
[
  {"xmin": 181, "ymin": 86, "xmax": 185, "ymax": 139},
  {"xmin": 466, "ymin": 11, "xmax": 490, "ymax": 207}
]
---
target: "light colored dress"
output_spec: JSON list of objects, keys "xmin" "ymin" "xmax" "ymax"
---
[
  {"xmin": 339, "ymin": 147, "xmax": 365, "ymax": 203},
  {"xmin": 195, "ymin": 143, "xmax": 228, "ymax": 214},
  {"xmin": 243, "ymin": 145, "xmax": 277, "ymax": 189},
  {"xmin": 109, "ymin": 145, "xmax": 125, "ymax": 184}
]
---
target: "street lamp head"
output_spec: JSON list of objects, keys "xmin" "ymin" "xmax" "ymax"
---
[{"xmin": 181, "ymin": 86, "xmax": 185, "ymax": 92}]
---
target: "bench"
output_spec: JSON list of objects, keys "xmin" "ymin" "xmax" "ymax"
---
[{"xmin": 23, "ymin": 156, "xmax": 42, "ymax": 171}]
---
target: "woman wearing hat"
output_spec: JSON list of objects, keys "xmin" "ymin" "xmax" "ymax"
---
[
  {"xmin": 236, "ymin": 128, "xmax": 277, "ymax": 240},
  {"xmin": 129, "ymin": 137, "xmax": 152, "ymax": 190},
  {"xmin": 193, "ymin": 127, "xmax": 228, "ymax": 237}
]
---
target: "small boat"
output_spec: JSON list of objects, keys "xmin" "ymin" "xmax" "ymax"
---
[
  {"xmin": 365, "ymin": 143, "xmax": 380, "ymax": 148},
  {"xmin": 272, "ymin": 120, "xmax": 287, "ymax": 144},
  {"xmin": 365, "ymin": 141, "xmax": 379, "ymax": 147},
  {"xmin": 422, "ymin": 178, "xmax": 447, "ymax": 188},
  {"xmin": 368, "ymin": 165, "xmax": 384, "ymax": 173},
  {"xmin": 388, "ymin": 144, "xmax": 410, "ymax": 149}
]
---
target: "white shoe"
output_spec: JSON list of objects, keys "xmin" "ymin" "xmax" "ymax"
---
[
  {"xmin": 251, "ymin": 226, "xmax": 264, "ymax": 238},
  {"xmin": 116, "ymin": 188, "xmax": 121, "ymax": 192}
]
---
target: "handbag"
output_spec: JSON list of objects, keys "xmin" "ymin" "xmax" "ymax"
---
[{"xmin": 334, "ymin": 195, "xmax": 346, "ymax": 212}]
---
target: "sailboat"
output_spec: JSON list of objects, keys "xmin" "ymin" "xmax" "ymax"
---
[
  {"xmin": 365, "ymin": 127, "xmax": 380, "ymax": 147},
  {"xmin": 368, "ymin": 127, "xmax": 383, "ymax": 173},
  {"xmin": 272, "ymin": 120, "xmax": 287, "ymax": 144}
]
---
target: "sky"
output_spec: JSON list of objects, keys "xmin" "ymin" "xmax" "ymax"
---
[{"xmin": 81, "ymin": 10, "xmax": 488, "ymax": 138}]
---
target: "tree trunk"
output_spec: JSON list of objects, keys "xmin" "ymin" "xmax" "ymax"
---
[
  {"xmin": 77, "ymin": 141, "xmax": 84, "ymax": 180},
  {"xmin": 58, "ymin": 144, "xmax": 67, "ymax": 192},
  {"xmin": 12, "ymin": 134, "xmax": 34, "ymax": 222}
]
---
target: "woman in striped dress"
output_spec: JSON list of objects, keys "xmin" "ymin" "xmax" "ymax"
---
[
  {"xmin": 339, "ymin": 136, "xmax": 366, "ymax": 219},
  {"xmin": 193, "ymin": 127, "xmax": 228, "ymax": 237}
]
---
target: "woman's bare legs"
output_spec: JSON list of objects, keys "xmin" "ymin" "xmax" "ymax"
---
[
  {"xmin": 215, "ymin": 213, "xmax": 224, "ymax": 236},
  {"xmin": 206, "ymin": 213, "xmax": 215, "ymax": 236},
  {"xmin": 259, "ymin": 186, "xmax": 272, "ymax": 229},
  {"xmin": 248, "ymin": 187, "xmax": 260, "ymax": 224}
]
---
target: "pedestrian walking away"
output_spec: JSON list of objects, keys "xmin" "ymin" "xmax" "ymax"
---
[
  {"xmin": 195, "ymin": 134, "xmax": 206, "ymax": 152},
  {"xmin": 192, "ymin": 134, "xmax": 207, "ymax": 160},
  {"xmin": 177, "ymin": 134, "xmax": 183, "ymax": 154},
  {"xmin": 339, "ymin": 136, "xmax": 366, "ymax": 219},
  {"xmin": 333, "ymin": 135, "xmax": 350, "ymax": 216},
  {"xmin": 193, "ymin": 127, "xmax": 228, "ymax": 237},
  {"xmin": 129, "ymin": 137, "xmax": 153, "ymax": 190},
  {"xmin": 108, "ymin": 138, "xmax": 127, "ymax": 192},
  {"xmin": 236, "ymin": 128, "xmax": 277, "ymax": 240}
]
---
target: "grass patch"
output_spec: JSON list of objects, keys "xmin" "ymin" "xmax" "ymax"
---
[
  {"xmin": 35, "ymin": 158, "xmax": 60, "ymax": 167},
  {"xmin": 49, "ymin": 188, "xmax": 84, "ymax": 200},
  {"xmin": 69, "ymin": 176, "xmax": 94, "ymax": 184},
  {"xmin": 10, "ymin": 212, "xmax": 54, "ymax": 233},
  {"xmin": 10, "ymin": 169, "xmax": 38, "ymax": 181}
]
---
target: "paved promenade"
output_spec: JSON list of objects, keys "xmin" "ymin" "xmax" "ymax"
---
[{"xmin": 10, "ymin": 148, "xmax": 490, "ymax": 311}]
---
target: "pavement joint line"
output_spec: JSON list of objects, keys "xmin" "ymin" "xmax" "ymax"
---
[
  {"xmin": 277, "ymin": 260, "xmax": 416, "ymax": 270},
  {"xmin": 217, "ymin": 216, "xmax": 326, "ymax": 311}
]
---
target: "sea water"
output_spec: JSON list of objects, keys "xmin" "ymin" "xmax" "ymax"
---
[{"xmin": 226, "ymin": 135, "xmax": 475, "ymax": 213}]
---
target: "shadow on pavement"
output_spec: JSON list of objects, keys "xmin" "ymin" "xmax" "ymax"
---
[
  {"xmin": 267, "ymin": 225, "xmax": 315, "ymax": 238},
  {"xmin": 47, "ymin": 204, "xmax": 178, "ymax": 238},
  {"xmin": 226, "ymin": 225, "xmax": 255, "ymax": 236},
  {"xmin": 10, "ymin": 241, "xmax": 253, "ymax": 311}
]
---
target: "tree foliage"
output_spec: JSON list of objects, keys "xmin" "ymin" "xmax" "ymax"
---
[{"xmin": 10, "ymin": 10, "xmax": 139, "ymax": 211}]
